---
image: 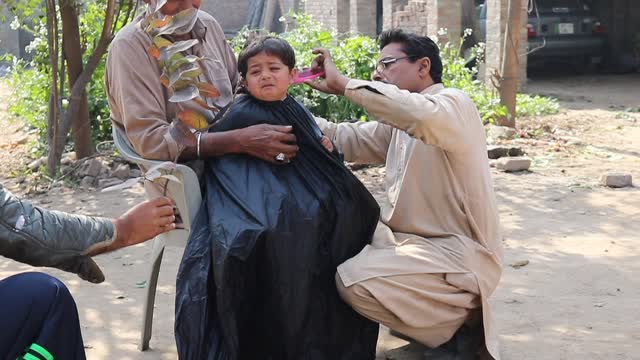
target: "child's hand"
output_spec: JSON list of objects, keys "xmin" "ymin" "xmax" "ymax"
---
[{"xmin": 320, "ymin": 136, "xmax": 334, "ymax": 153}]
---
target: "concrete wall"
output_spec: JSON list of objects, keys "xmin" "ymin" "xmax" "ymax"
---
[
  {"xmin": 350, "ymin": 0, "xmax": 378, "ymax": 35},
  {"xmin": 0, "ymin": 7, "xmax": 32, "ymax": 62},
  {"xmin": 201, "ymin": 0, "xmax": 253, "ymax": 35},
  {"xmin": 202, "ymin": 0, "xmax": 299, "ymax": 35}
]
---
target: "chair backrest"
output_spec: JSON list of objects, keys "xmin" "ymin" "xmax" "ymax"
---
[
  {"xmin": 112, "ymin": 126, "xmax": 203, "ymax": 246},
  {"xmin": 112, "ymin": 124, "xmax": 148, "ymax": 165}
]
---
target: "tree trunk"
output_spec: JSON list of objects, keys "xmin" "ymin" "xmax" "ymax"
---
[
  {"xmin": 60, "ymin": 0, "xmax": 95, "ymax": 159},
  {"xmin": 497, "ymin": 0, "xmax": 523, "ymax": 128},
  {"xmin": 48, "ymin": 0, "xmax": 116, "ymax": 175},
  {"xmin": 45, "ymin": 0, "xmax": 60, "ymax": 178}
]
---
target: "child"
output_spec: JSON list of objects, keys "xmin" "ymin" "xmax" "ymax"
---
[
  {"xmin": 237, "ymin": 36, "xmax": 334, "ymax": 156},
  {"xmin": 175, "ymin": 36, "xmax": 380, "ymax": 360}
]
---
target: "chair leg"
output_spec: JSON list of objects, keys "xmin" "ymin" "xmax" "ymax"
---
[{"xmin": 139, "ymin": 238, "xmax": 165, "ymax": 351}]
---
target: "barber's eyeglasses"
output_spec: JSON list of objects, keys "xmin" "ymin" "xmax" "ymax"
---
[{"xmin": 375, "ymin": 56, "xmax": 416, "ymax": 73}]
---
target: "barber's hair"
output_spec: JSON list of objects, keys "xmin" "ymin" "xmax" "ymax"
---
[
  {"xmin": 237, "ymin": 35, "xmax": 296, "ymax": 78},
  {"xmin": 377, "ymin": 29, "xmax": 443, "ymax": 84}
]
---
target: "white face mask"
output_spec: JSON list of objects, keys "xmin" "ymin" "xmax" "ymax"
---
[{"xmin": 164, "ymin": 8, "xmax": 200, "ymax": 35}]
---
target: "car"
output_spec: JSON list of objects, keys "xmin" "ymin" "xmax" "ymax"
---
[{"xmin": 475, "ymin": 0, "xmax": 607, "ymax": 69}]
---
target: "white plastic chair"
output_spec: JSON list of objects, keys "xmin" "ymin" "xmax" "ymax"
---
[{"xmin": 112, "ymin": 126, "xmax": 202, "ymax": 351}]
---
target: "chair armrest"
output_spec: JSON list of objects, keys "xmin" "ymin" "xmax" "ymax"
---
[{"xmin": 111, "ymin": 126, "xmax": 202, "ymax": 229}]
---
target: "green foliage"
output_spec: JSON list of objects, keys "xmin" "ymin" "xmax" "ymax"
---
[
  {"xmin": 233, "ymin": 15, "xmax": 558, "ymax": 124},
  {"xmin": 516, "ymin": 94, "xmax": 560, "ymax": 117},
  {"xmin": 439, "ymin": 33, "xmax": 559, "ymax": 123},
  {"xmin": 440, "ymin": 39, "xmax": 509, "ymax": 124},
  {"xmin": 3, "ymin": 59, "xmax": 49, "ymax": 135},
  {"xmin": 3, "ymin": 0, "xmax": 134, "ymax": 147},
  {"xmin": 0, "ymin": 0, "xmax": 43, "ymax": 20},
  {"xmin": 233, "ymin": 12, "xmax": 378, "ymax": 122},
  {"xmin": 144, "ymin": 2, "xmax": 220, "ymax": 153},
  {"xmin": 6, "ymin": 6, "xmax": 560, "ymax": 143}
]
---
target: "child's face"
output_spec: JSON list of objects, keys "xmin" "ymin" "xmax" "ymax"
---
[{"xmin": 244, "ymin": 52, "xmax": 297, "ymax": 101}]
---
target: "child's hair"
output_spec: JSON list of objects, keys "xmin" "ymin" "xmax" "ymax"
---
[{"xmin": 237, "ymin": 35, "xmax": 296, "ymax": 79}]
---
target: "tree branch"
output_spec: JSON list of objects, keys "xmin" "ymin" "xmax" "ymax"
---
[
  {"xmin": 54, "ymin": 0, "xmax": 117, "ymax": 158},
  {"xmin": 46, "ymin": 0, "xmax": 60, "ymax": 177}
]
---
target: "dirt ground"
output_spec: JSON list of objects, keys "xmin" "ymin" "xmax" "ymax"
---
[{"xmin": 0, "ymin": 74, "xmax": 639, "ymax": 360}]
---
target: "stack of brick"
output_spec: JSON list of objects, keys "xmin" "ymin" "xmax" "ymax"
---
[
  {"xmin": 390, "ymin": 0, "xmax": 462, "ymax": 43},
  {"xmin": 391, "ymin": 0, "xmax": 429, "ymax": 36},
  {"xmin": 302, "ymin": 0, "xmax": 350, "ymax": 33}
]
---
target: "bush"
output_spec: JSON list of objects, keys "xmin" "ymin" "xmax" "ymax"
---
[
  {"xmin": 439, "ymin": 31, "xmax": 559, "ymax": 123},
  {"xmin": 6, "ymin": 9, "xmax": 558, "ymax": 145},
  {"xmin": 232, "ymin": 15, "xmax": 558, "ymax": 124},
  {"xmin": 516, "ymin": 94, "xmax": 560, "ymax": 117},
  {"xmin": 3, "ymin": 0, "xmax": 130, "ymax": 151},
  {"xmin": 232, "ymin": 12, "xmax": 378, "ymax": 122}
]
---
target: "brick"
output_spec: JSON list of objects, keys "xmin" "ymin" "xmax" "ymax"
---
[
  {"xmin": 112, "ymin": 164, "xmax": 131, "ymax": 180},
  {"xmin": 487, "ymin": 145, "xmax": 508, "ymax": 159},
  {"xmin": 496, "ymin": 156, "xmax": 531, "ymax": 172},
  {"xmin": 600, "ymin": 173, "xmax": 633, "ymax": 188},
  {"xmin": 486, "ymin": 124, "xmax": 517, "ymax": 140},
  {"xmin": 98, "ymin": 177, "xmax": 124, "ymax": 190}
]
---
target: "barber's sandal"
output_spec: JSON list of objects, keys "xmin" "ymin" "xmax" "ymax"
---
[{"xmin": 389, "ymin": 323, "xmax": 485, "ymax": 360}]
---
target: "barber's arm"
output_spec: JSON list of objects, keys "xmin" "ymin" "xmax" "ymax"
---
[
  {"xmin": 315, "ymin": 116, "xmax": 392, "ymax": 165},
  {"xmin": 306, "ymin": 49, "xmax": 470, "ymax": 152}
]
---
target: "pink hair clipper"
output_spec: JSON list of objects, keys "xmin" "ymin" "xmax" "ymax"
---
[{"xmin": 292, "ymin": 68, "xmax": 325, "ymax": 84}]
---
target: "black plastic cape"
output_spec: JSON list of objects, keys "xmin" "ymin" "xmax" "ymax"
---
[{"xmin": 174, "ymin": 95, "xmax": 380, "ymax": 360}]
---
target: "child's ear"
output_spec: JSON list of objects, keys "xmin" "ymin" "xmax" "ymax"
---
[{"xmin": 289, "ymin": 68, "xmax": 299, "ymax": 84}]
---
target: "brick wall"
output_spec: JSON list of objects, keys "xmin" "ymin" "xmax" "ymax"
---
[
  {"xmin": 303, "ymin": 0, "xmax": 346, "ymax": 32},
  {"xmin": 391, "ymin": 0, "xmax": 429, "ymax": 36},
  {"xmin": 390, "ymin": 0, "xmax": 462, "ymax": 41},
  {"xmin": 383, "ymin": 0, "xmax": 409, "ymax": 30},
  {"xmin": 425, "ymin": 0, "xmax": 461, "ymax": 43}
]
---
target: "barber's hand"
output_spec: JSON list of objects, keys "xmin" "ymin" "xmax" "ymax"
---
[
  {"xmin": 86, "ymin": 197, "xmax": 176, "ymax": 257},
  {"xmin": 305, "ymin": 48, "xmax": 350, "ymax": 95},
  {"xmin": 235, "ymin": 124, "xmax": 299, "ymax": 164}
]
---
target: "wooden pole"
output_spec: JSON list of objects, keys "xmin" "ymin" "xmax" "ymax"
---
[{"xmin": 498, "ymin": 0, "xmax": 523, "ymax": 128}]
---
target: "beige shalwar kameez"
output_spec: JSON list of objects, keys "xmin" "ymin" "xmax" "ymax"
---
[
  {"xmin": 316, "ymin": 80, "xmax": 504, "ymax": 359},
  {"xmin": 106, "ymin": 11, "xmax": 238, "ymax": 161}
]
